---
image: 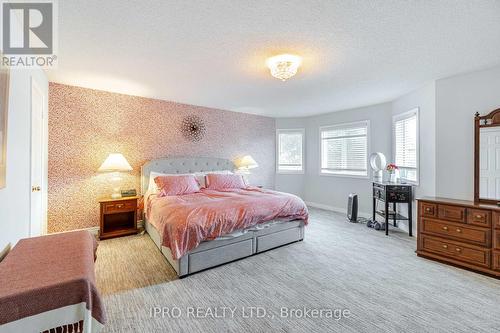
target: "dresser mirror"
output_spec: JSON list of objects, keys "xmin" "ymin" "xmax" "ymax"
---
[{"xmin": 474, "ymin": 108, "xmax": 500, "ymax": 204}]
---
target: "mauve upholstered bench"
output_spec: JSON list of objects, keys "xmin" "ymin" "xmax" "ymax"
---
[{"xmin": 0, "ymin": 231, "xmax": 106, "ymax": 333}]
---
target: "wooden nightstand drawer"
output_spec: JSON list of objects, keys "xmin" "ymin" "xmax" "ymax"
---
[
  {"xmin": 467, "ymin": 208, "xmax": 491, "ymax": 227},
  {"xmin": 103, "ymin": 200, "xmax": 136, "ymax": 214},
  {"xmin": 438, "ymin": 204, "xmax": 466, "ymax": 223}
]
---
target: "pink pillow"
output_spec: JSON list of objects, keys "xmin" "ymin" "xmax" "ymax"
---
[
  {"xmin": 154, "ymin": 175, "xmax": 201, "ymax": 196},
  {"xmin": 206, "ymin": 174, "xmax": 247, "ymax": 190}
]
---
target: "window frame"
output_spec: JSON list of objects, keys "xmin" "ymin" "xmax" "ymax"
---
[
  {"xmin": 392, "ymin": 108, "xmax": 420, "ymax": 185},
  {"xmin": 276, "ymin": 128, "xmax": 305, "ymax": 174},
  {"xmin": 319, "ymin": 120, "xmax": 370, "ymax": 179}
]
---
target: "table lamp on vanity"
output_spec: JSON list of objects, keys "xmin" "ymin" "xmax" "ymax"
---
[{"xmin": 98, "ymin": 153, "xmax": 133, "ymax": 199}]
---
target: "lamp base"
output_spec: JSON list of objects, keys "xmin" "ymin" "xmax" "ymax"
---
[{"xmin": 111, "ymin": 184, "xmax": 121, "ymax": 199}]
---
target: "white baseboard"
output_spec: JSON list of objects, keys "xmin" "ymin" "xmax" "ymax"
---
[
  {"xmin": 48, "ymin": 220, "xmax": 145, "ymax": 237},
  {"xmin": 48, "ymin": 226, "xmax": 100, "ymax": 236},
  {"xmin": 305, "ymin": 201, "xmax": 371, "ymax": 219}
]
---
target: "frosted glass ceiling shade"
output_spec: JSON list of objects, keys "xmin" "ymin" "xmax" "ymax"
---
[
  {"xmin": 98, "ymin": 153, "xmax": 133, "ymax": 172},
  {"xmin": 266, "ymin": 54, "xmax": 302, "ymax": 81}
]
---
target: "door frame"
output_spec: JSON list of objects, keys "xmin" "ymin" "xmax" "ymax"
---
[{"xmin": 30, "ymin": 75, "xmax": 48, "ymax": 236}]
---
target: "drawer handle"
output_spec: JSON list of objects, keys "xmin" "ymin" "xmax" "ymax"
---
[
  {"xmin": 116, "ymin": 204, "xmax": 124, "ymax": 208},
  {"xmin": 425, "ymin": 207, "xmax": 432, "ymax": 212},
  {"xmin": 442, "ymin": 226, "xmax": 448, "ymax": 231},
  {"xmin": 475, "ymin": 214, "xmax": 483, "ymax": 219},
  {"xmin": 456, "ymin": 228, "xmax": 462, "ymax": 233},
  {"xmin": 455, "ymin": 247, "xmax": 461, "ymax": 252},
  {"xmin": 442, "ymin": 244, "xmax": 448, "ymax": 249}
]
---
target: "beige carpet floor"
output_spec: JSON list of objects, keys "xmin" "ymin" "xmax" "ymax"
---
[{"xmin": 95, "ymin": 208, "xmax": 500, "ymax": 333}]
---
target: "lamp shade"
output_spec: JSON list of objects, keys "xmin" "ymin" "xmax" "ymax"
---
[
  {"xmin": 98, "ymin": 153, "xmax": 133, "ymax": 172},
  {"xmin": 237, "ymin": 155, "xmax": 259, "ymax": 169}
]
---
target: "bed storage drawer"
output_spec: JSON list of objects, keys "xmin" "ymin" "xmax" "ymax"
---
[
  {"xmin": 188, "ymin": 239, "xmax": 253, "ymax": 273},
  {"xmin": 256, "ymin": 227, "xmax": 302, "ymax": 252}
]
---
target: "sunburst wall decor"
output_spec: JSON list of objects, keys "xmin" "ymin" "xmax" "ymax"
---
[{"xmin": 180, "ymin": 115, "xmax": 206, "ymax": 142}]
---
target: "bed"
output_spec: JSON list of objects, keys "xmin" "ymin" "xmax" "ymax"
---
[{"xmin": 141, "ymin": 157, "xmax": 308, "ymax": 277}]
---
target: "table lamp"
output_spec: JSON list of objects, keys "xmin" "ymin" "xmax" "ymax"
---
[
  {"xmin": 236, "ymin": 155, "xmax": 259, "ymax": 174},
  {"xmin": 98, "ymin": 153, "xmax": 133, "ymax": 199}
]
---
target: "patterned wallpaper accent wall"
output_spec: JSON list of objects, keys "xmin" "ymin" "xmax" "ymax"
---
[{"xmin": 48, "ymin": 83, "xmax": 275, "ymax": 233}]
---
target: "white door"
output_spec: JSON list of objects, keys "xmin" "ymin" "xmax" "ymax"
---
[
  {"xmin": 30, "ymin": 76, "xmax": 47, "ymax": 236},
  {"xmin": 480, "ymin": 128, "xmax": 500, "ymax": 199}
]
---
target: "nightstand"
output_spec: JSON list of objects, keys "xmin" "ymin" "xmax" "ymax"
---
[{"xmin": 99, "ymin": 196, "xmax": 139, "ymax": 240}]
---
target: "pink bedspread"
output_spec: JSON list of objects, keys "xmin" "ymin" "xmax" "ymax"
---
[{"xmin": 145, "ymin": 187, "xmax": 308, "ymax": 259}]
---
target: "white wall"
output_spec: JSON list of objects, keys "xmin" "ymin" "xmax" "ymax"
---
[
  {"xmin": 276, "ymin": 64, "xmax": 500, "ymax": 234},
  {"xmin": 276, "ymin": 103, "xmax": 392, "ymax": 216},
  {"xmin": 0, "ymin": 67, "xmax": 48, "ymax": 254},
  {"xmin": 392, "ymin": 82, "xmax": 436, "ymax": 234},
  {"xmin": 435, "ymin": 65, "xmax": 500, "ymax": 200},
  {"xmin": 274, "ymin": 118, "xmax": 307, "ymax": 197}
]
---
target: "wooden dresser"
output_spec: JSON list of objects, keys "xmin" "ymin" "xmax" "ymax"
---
[{"xmin": 417, "ymin": 197, "xmax": 500, "ymax": 277}]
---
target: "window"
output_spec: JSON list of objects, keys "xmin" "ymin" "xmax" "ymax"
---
[
  {"xmin": 276, "ymin": 129, "xmax": 305, "ymax": 173},
  {"xmin": 393, "ymin": 109, "xmax": 419, "ymax": 183},
  {"xmin": 320, "ymin": 121, "xmax": 369, "ymax": 177}
]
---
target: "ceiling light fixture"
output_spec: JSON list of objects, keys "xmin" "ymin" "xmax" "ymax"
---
[{"xmin": 266, "ymin": 54, "xmax": 302, "ymax": 81}]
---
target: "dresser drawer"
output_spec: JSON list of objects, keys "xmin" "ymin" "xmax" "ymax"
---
[
  {"xmin": 438, "ymin": 204, "xmax": 466, "ymax": 223},
  {"xmin": 493, "ymin": 251, "xmax": 500, "ymax": 271},
  {"xmin": 494, "ymin": 230, "xmax": 500, "ymax": 250},
  {"xmin": 420, "ymin": 202, "xmax": 437, "ymax": 218},
  {"xmin": 421, "ymin": 218, "xmax": 491, "ymax": 247},
  {"xmin": 103, "ymin": 201, "xmax": 136, "ymax": 214},
  {"xmin": 467, "ymin": 209, "xmax": 491, "ymax": 227},
  {"xmin": 421, "ymin": 235, "xmax": 490, "ymax": 268},
  {"xmin": 493, "ymin": 212, "xmax": 500, "ymax": 229}
]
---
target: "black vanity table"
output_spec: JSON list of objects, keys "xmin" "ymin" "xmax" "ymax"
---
[{"xmin": 372, "ymin": 181, "xmax": 413, "ymax": 236}]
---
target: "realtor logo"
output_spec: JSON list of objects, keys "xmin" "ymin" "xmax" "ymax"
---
[
  {"xmin": 1, "ymin": 0, "xmax": 57, "ymax": 67},
  {"xmin": 3, "ymin": 2, "xmax": 53, "ymax": 54}
]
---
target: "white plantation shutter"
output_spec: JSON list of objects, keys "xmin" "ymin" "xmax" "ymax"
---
[
  {"xmin": 393, "ymin": 109, "xmax": 418, "ymax": 183},
  {"xmin": 320, "ymin": 121, "xmax": 369, "ymax": 176},
  {"xmin": 277, "ymin": 129, "xmax": 304, "ymax": 173}
]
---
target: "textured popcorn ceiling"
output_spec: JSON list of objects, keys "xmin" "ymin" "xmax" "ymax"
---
[
  {"xmin": 48, "ymin": 83, "xmax": 275, "ymax": 232},
  {"xmin": 47, "ymin": 0, "xmax": 500, "ymax": 117}
]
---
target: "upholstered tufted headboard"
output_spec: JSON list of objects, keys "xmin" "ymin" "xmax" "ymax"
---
[{"xmin": 140, "ymin": 157, "xmax": 235, "ymax": 194}]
